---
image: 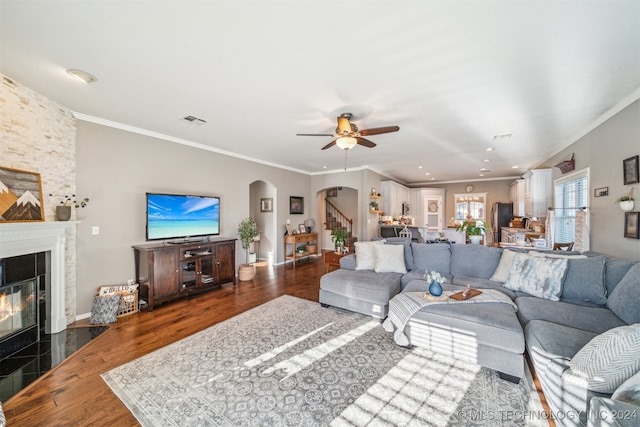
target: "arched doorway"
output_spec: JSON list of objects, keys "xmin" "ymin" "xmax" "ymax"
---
[{"xmin": 249, "ymin": 180, "xmax": 277, "ymax": 265}]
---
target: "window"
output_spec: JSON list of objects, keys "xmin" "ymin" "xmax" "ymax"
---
[
  {"xmin": 553, "ymin": 168, "xmax": 589, "ymax": 244},
  {"xmin": 454, "ymin": 193, "xmax": 487, "ymax": 221}
]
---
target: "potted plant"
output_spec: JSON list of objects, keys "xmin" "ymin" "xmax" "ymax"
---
[
  {"xmin": 331, "ymin": 227, "xmax": 348, "ymax": 253},
  {"xmin": 617, "ymin": 189, "xmax": 634, "ymax": 211},
  {"xmin": 49, "ymin": 193, "xmax": 90, "ymax": 221},
  {"xmin": 237, "ymin": 217, "xmax": 258, "ymax": 281},
  {"xmin": 457, "ymin": 219, "xmax": 486, "ymax": 245}
]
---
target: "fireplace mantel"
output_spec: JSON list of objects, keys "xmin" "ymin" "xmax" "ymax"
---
[{"xmin": 0, "ymin": 221, "xmax": 77, "ymax": 333}]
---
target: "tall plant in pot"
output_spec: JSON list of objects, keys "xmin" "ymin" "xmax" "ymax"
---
[
  {"xmin": 237, "ymin": 217, "xmax": 258, "ymax": 281},
  {"xmin": 457, "ymin": 218, "xmax": 486, "ymax": 245}
]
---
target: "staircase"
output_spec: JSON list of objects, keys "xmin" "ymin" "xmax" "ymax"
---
[{"xmin": 325, "ymin": 199, "xmax": 357, "ymax": 250}]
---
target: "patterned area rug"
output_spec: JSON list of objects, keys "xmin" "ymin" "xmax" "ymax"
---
[{"xmin": 102, "ymin": 295, "xmax": 547, "ymax": 426}]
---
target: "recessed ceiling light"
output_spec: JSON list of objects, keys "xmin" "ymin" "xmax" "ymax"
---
[
  {"xmin": 425, "ymin": 172, "xmax": 430, "ymax": 176},
  {"xmin": 480, "ymin": 168, "xmax": 491, "ymax": 172},
  {"xmin": 483, "ymin": 159, "xmax": 490, "ymax": 162},
  {"xmin": 479, "ymin": 173, "xmax": 485, "ymax": 177},
  {"xmin": 512, "ymin": 165, "xmax": 519, "ymax": 169},
  {"xmin": 486, "ymin": 147, "xmax": 495, "ymax": 152},
  {"xmin": 418, "ymin": 166, "xmax": 423, "ymax": 169},
  {"xmin": 66, "ymin": 69, "xmax": 97, "ymax": 84},
  {"xmin": 323, "ymin": 166, "xmax": 327, "ymax": 169},
  {"xmin": 431, "ymin": 177, "xmax": 435, "ymax": 180}
]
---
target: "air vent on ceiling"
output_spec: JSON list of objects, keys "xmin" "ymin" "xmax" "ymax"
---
[
  {"xmin": 181, "ymin": 115, "xmax": 207, "ymax": 126},
  {"xmin": 492, "ymin": 132, "xmax": 512, "ymax": 140}
]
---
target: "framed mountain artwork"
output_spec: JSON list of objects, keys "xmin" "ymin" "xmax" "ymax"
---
[{"xmin": 0, "ymin": 166, "xmax": 45, "ymax": 222}]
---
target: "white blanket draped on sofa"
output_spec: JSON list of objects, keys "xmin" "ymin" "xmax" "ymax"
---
[{"xmin": 382, "ymin": 290, "xmax": 517, "ymax": 346}]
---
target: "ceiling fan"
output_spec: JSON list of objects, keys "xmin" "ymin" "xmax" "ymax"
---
[{"xmin": 296, "ymin": 112, "xmax": 400, "ymax": 151}]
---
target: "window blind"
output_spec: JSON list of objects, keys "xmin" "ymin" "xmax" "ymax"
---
[{"xmin": 553, "ymin": 169, "xmax": 589, "ymax": 244}]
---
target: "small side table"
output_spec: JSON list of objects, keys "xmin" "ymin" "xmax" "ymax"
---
[{"xmin": 324, "ymin": 251, "xmax": 346, "ymax": 273}]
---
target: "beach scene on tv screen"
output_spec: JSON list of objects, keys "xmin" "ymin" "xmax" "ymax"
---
[{"xmin": 147, "ymin": 194, "xmax": 220, "ymax": 239}]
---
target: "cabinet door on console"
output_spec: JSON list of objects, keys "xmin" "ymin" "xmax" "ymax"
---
[
  {"xmin": 151, "ymin": 248, "xmax": 180, "ymax": 302},
  {"xmin": 214, "ymin": 241, "xmax": 235, "ymax": 284}
]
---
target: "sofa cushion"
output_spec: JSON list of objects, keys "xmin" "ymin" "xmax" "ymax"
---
[
  {"xmin": 515, "ymin": 296, "xmax": 626, "ymax": 333},
  {"xmin": 569, "ymin": 324, "xmax": 640, "ymax": 393},
  {"xmin": 603, "ymin": 258, "xmax": 638, "ymax": 295},
  {"xmin": 612, "ymin": 371, "xmax": 640, "ymax": 406},
  {"xmin": 606, "ymin": 262, "xmax": 640, "ymax": 324},
  {"xmin": 525, "ymin": 320, "xmax": 598, "ymax": 362},
  {"xmin": 560, "ymin": 255, "xmax": 607, "ymax": 305},
  {"xmin": 354, "ymin": 240, "xmax": 384, "ymax": 270},
  {"xmin": 503, "ymin": 253, "xmax": 568, "ymax": 301},
  {"xmin": 410, "ymin": 243, "xmax": 451, "ymax": 274},
  {"xmin": 339, "ymin": 253, "xmax": 356, "ymax": 270},
  {"xmin": 381, "ymin": 237, "xmax": 414, "ymax": 271},
  {"xmin": 373, "ymin": 243, "xmax": 407, "ymax": 274},
  {"xmin": 319, "ymin": 269, "xmax": 402, "ymax": 305},
  {"xmin": 450, "ymin": 244, "xmax": 502, "ymax": 279},
  {"xmin": 400, "ymin": 270, "xmax": 453, "ymax": 289}
]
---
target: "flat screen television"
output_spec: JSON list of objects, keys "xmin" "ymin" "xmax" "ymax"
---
[{"xmin": 146, "ymin": 193, "xmax": 220, "ymax": 241}]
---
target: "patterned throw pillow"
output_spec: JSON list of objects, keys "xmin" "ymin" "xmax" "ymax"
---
[
  {"xmin": 373, "ymin": 243, "xmax": 407, "ymax": 274},
  {"xmin": 503, "ymin": 253, "xmax": 568, "ymax": 300},
  {"xmin": 569, "ymin": 324, "xmax": 640, "ymax": 393},
  {"xmin": 90, "ymin": 294, "xmax": 121, "ymax": 324},
  {"xmin": 612, "ymin": 370, "xmax": 640, "ymax": 406},
  {"xmin": 354, "ymin": 240, "xmax": 385, "ymax": 271}
]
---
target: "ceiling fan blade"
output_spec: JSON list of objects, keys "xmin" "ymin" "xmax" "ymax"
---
[
  {"xmin": 356, "ymin": 137, "xmax": 376, "ymax": 148},
  {"xmin": 296, "ymin": 133, "xmax": 334, "ymax": 137},
  {"xmin": 337, "ymin": 116, "xmax": 351, "ymax": 134},
  {"xmin": 321, "ymin": 140, "xmax": 337, "ymax": 150},
  {"xmin": 359, "ymin": 125, "xmax": 400, "ymax": 136}
]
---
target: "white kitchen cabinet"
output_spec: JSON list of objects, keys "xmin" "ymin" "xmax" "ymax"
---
[
  {"xmin": 523, "ymin": 169, "xmax": 552, "ymax": 219},
  {"xmin": 381, "ymin": 181, "xmax": 410, "ymax": 217},
  {"xmin": 510, "ymin": 179, "xmax": 525, "ymax": 217}
]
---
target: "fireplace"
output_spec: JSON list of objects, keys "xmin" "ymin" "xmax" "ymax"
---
[
  {"xmin": 0, "ymin": 222, "xmax": 75, "ymax": 341},
  {"xmin": 0, "ymin": 252, "xmax": 45, "ymax": 359}
]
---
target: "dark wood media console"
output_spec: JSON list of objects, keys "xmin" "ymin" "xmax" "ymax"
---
[{"xmin": 133, "ymin": 238, "xmax": 236, "ymax": 310}]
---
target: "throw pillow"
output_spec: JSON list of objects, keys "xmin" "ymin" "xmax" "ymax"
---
[
  {"xmin": 612, "ymin": 371, "xmax": 640, "ymax": 406},
  {"xmin": 561, "ymin": 256, "xmax": 607, "ymax": 305},
  {"xmin": 490, "ymin": 249, "xmax": 518, "ymax": 283},
  {"xmin": 90, "ymin": 294, "xmax": 121, "ymax": 324},
  {"xmin": 373, "ymin": 243, "xmax": 407, "ymax": 274},
  {"xmin": 606, "ymin": 263, "xmax": 640, "ymax": 325},
  {"xmin": 569, "ymin": 324, "xmax": 640, "ymax": 393},
  {"xmin": 503, "ymin": 253, "xmax": 568, "ymax": 300},
  {"xmin": 354, "ymin": 240, "xmax": 385, "ymax": 271}
]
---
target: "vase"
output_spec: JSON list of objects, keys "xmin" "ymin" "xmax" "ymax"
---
[
  {"xmin": 429, "ymin": 280, "xmax": 443, "ymax": 297},
  {"xmin": 469, "ymin": 235, "xmax": 482, "ymax": 245},
  {"xmin": 56, "ymin": 205, "xmax": 71, "ymax": 221}
]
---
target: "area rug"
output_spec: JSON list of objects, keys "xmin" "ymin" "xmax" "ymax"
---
[{"xmin": 102, "ymin": 295, "xmax": 547, "ymax": 426}]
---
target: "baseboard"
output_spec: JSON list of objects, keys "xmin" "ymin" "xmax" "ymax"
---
[{"xmin": 75, "ymin": 312, "xmax": 91, "ymax": 321}]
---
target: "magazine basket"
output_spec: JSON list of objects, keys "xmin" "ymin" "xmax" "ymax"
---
[{"xmin": 97, "ymin": 284, "xmax": 139, "ymax": 318}]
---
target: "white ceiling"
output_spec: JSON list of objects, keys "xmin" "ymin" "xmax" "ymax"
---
[{"xmin": 1, "ymin": 1, "xmax": 639, "ymax": 185}]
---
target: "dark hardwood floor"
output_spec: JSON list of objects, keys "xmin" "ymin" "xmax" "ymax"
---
[{"xmin": 3, "ymin": 254, "xmax": 553, "ymax": 426}]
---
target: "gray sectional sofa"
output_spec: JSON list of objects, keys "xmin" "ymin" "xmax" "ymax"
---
[{"xmin": 319, "ymin": 238, "xmax": 640, "ymax": 426}]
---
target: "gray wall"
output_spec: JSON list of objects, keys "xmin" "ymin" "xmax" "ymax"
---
[
  {"xmin": 75, "ymin": 120, "xmax": 311, "ymax": 315},
  {"xmin": 538, "ymin": 99, "xmax": 640, "ymax": 260}
]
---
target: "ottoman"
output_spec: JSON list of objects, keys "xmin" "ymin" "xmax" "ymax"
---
[
  {"xmin": 399, "ymin": 280, "xmax": 525, "ymax": 382},
  {"xmin": 319, "ymin": 269, "xmax": 403, "ymax": 320}
]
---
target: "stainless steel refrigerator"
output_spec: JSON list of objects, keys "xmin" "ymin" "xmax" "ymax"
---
[{"xmin": 491, "ymin": 202, "xmax": 513, "ymax": 243}]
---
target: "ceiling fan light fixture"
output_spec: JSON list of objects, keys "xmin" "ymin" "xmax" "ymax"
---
[{"xmin": 336, "ymin": 136, "xmax": 357, "ymax": 150}]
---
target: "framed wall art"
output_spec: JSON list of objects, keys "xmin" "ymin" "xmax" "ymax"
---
[
  {"xmin": 289, "ymin": 196, "xmax": 304, "ymax": 214},
  {"xmin": 260, "ymin": 198, "xmax": 273, "ymax": 213},
  {"xmin": 594, "ymin": 187, "xmax": 609, "ymax": 197},
  {"xmin": 623, "ymin": 155, "xmax": 639, "ymax": 185},
  {"xmin": 624, "ymin": 212, "xmax": 639, "ymax": 239},
  {"xmin": 0, "ymin": 165, "xmax": 45, "ymax": 222}
]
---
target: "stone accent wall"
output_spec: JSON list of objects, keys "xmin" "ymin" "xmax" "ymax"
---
[{"xmin": 0, "ymin": 74, "xmax": 78, "ymax": 323}]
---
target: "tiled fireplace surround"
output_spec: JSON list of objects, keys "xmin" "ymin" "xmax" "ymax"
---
[{"xmin": 0, "ymin": 222, "xmax": 74, "ymax": 336}]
